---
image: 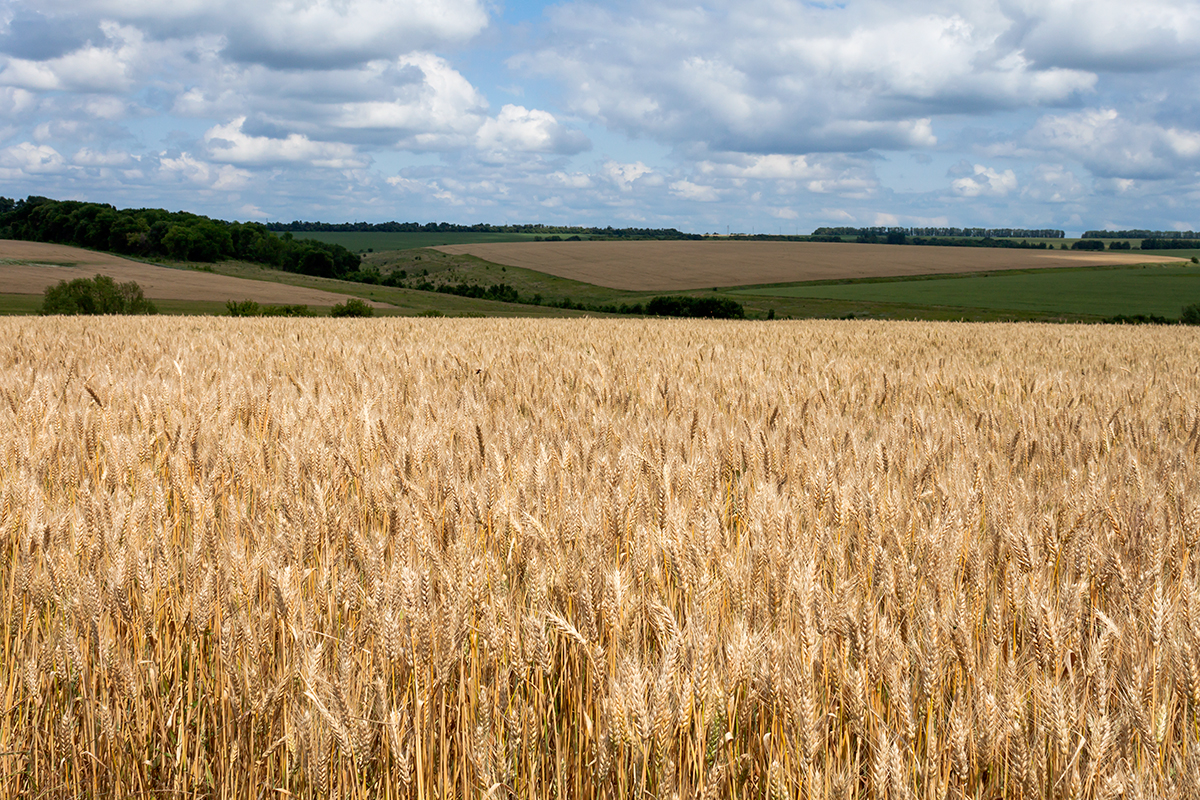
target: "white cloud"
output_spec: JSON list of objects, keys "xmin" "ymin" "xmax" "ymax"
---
[
  {"xmin": 30, "ymin": 0, "xmax": 489, "ymax": 69},
  {"xmin": 1024, "ymin": 109, "xmax": 1200, "ymax": 179},
  {"xmin": 476, "ymin": 104, "xmax": 590, "ymax": 155},
  {"xmin": 951, "ymin": 164, "xmax": 1018, "ymax": 197},
  {"xmin": 524, "ymin": 0, "xmax": 1098, "ymax": 156},
  {"xmin": 0, "ymin": 141, "xmax": 66, "ymax": 175},
  {"xmin": 72, "ymin": 147, "xmax": 134, "ymax": 166},
  {"xmin": 603, "ymin": 160, "xmax": 655, "ymax": 191},
  {"xmin": 0, "ymin": 22, "xmax": 143, "ymax": 93},
  {"xmin": 1020, "ymin": 164, "xmax": 1085, "ymax": 203},
  {"xmin": 1008, "ymin": 0, "xmax": 1200, "ymax": 71},
  {"xmin": 203, "ymin": 117, "xmax": 366, "ymax": 168},
  {"xmin": 670, "ymin": 179, "xmax": 719, "ymax": 202},
  {"xmin": 158, "ymin": 152, "xmax": 251, "ymax": 189},
  {"xmin": 330, "ymin": 53, "xmax": 488, "ymax": 149}
]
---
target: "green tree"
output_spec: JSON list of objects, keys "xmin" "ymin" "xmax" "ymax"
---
[
  {"xmin": 41, "ymin": 275, "xmax": 157, "ymax": 315},
  {"xmin": 330, "ymin": 298, "xmax": 374, "ymax": 317}
]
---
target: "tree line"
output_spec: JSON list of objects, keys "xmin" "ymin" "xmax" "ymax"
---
[
  {"xmin": 813, "ymin": 226, "xmax": 1066, "ymax": 238},
  {"xmin": 264, "ymin": 220, "xmax": 703, "ymax": 240},
  {"xmin": 1138, "ymin": 238, "xmax": 1200, "ymax": 250},
  {"xmin": 1083, "ymin": 230, "xmax": 1199, "ymax": 239},
  {"xmin": 0, "ymin": 196, "xmax": 362, "ymax": 279}
]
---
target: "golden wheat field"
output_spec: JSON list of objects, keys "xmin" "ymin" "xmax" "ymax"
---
[{"xmin": 2, "ymin": 317, "xmax": 1199, "ymax": 799}]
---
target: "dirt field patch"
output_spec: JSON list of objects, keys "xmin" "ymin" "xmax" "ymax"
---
[
  {"xmin": 435, "ymin": 240, "xmax": 1188, "ymax": 290},
  {"xmin": 0, "ymin": 240, "xmax": 383, "ymax": 306}
]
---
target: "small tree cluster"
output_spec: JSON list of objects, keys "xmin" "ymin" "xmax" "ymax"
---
[
  {"xmin": 329, "ymin": 298, "xmax": 374, "ymax": 317},
  {"xmin": 225, "ymin": 300, "xmax": 313, "ymax": 317},
  {"xmin": 41, "ymin": 275, "xmax": 157, "ymax": 315}
]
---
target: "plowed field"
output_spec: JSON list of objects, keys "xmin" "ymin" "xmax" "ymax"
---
[
  {"xmin": 435, "ymin": 240, "xmax": 1186, "ymax": 290},
  {"xmin": 0, "ymin": 240, "xmax": 381, "ymax": 306}
]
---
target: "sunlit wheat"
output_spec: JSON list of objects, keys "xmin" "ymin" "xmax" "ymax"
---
[{"xmin": 2, "ymin": 317, "xmax": 1198, "ymax": 798}]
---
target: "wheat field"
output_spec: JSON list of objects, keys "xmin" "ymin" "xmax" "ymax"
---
[{"xmin": 2, "ymin": 317, "xmax": 1199, "ymax": 799}]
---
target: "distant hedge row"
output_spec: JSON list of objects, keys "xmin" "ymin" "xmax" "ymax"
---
[{"xmin": 0, "ymin": 196, "xmax": 361, "ymax": 279}]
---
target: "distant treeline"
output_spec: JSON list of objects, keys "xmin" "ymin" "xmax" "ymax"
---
[
  {"xmin": 0, "ymin": 196, "xmax": 362, "ymax": 279},
  {"xmin": 1083, "ymin": 230, "xmax": 1199, "ymax": 239},
  {"xmin": 823, "ymin": 230, "xmax": 1056, "ymax": 249},
  {"xmin": 264, "ymin": 220, "xmax": 703, "ymax": 240},
  {"xmin": 1138, "ymin": 239, "xmax": 1200, "ymax": 250},
  {"xmin": 410, "ymin": 279, "xmax": 746, "ymax": 319},
  {"xmin": 813, "ymin": 226, "xmax": 1066, "ymax": 239}
]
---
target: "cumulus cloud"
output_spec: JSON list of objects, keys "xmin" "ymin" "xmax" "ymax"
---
[
  {"xmin": 158, "ymin": 152, "xmax": 251, "ymax": 189},
  {"xmin": 2, "ymin": 0, "xmax": 1199, "ymax": 231},
  {"xmin": 950, "ymin": 164, "xmax": 1018, "ymax": 197},
  {"xmin": 0, "ymin": 142, "xmax": 67, "ymax": 176},
  {"xmin": 72, "ymin": 148, "xmax": 135, "ymax": 167},
  {"xmin": 476, "ymin": 105, "xmax": 591, "ymax": 156},
  {"xmin": 670, "ymin": 179, "xmax": 719, "ymax": 202},
  {"xmin": 1006, "ymin": 0, "xmax": 1200, "ymax": 72},
  {"xmin": 23, "ymin": 0, "xmax": 489, "ymax": 70},
  {"xmin": 521, "ymin": 0, "xmax": 1098, "ymax": 156},
  {"xmin": 1020, "ymin": 164, "xmax": 1086, "ymax": 203},
  {"xmin": 1023, "ymin": 109, "xmax": 1200, "ymax": 179},
  {"xmin": 697, "ymin": 152, "xmax": 880, "ymax": 197},
  {"xmin": 603, "ymin": 160, "xmax": 656, "ymax": 191},
  {"xmin": 203, "ymin": 117, "xmax": 366, "ymax": 168},
  {"xmin": 0, "ymin": 22, "xmax": 143, "ymax": 93}
]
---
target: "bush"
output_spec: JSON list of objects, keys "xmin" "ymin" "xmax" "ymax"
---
[
  {"xmin": 645, "ymin": 296, "xmax": 745, "ymax": 319},
  {"xmin": 42, "ymin": 274, "xmax": 157, "ymax": 315},
  {"xmin": 330, "ymin": 298, "xmax": 374, "ymax": 317},
  {"xmin": 1182, "ymin": 303, "xmax": 1200, "ymax": 325},
  {"xmin": 226, "ymin": 299, "xmax": 261, "ymax": 317},
  {"xmin": 1071, "ymin": 239, "xmax": 1105, "ymax": 251},
  {"xmin": 226, "ymin": 299, "xmax": 312, "ymax": 317}
]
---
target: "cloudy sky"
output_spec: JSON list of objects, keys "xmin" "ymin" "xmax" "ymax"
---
[{"xmin": 1, "ymin": 0, "xmax": 1198, "ymax": 233}]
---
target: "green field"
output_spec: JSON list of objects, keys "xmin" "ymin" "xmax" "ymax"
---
[
  {"xmin": 289, "ymin": 231, "xmax": 568, "ymax": 251},
  {"xmin": 732, "ymin": 264, "xmax": 1200, "ymax": 318}
]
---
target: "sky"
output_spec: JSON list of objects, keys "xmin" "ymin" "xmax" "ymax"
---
[{"xmin": 1, "ymin": 0, "xmax": 1199, "ymax": 234}]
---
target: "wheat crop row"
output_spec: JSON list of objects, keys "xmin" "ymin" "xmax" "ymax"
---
[{"xmin": 2, "ymin": 317, "xmax": 1199, "ymax": 798}]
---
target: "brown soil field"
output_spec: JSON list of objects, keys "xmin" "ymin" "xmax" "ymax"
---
[
  {"xmin": 435, "ymin": 240, "xmax": 1188, "ymax": 290},
  {"xmin": 0, "ymin": 240, "xmax": 382, "ymax": 306}
]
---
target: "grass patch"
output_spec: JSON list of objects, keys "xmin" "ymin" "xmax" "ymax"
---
[
  {"xmin": 731, "ymin": 263, "xmax": 1200, "ymax": 318},
  {"xmin": 0, "ymin": 293, "xmax": 45, "ymax": 315}
]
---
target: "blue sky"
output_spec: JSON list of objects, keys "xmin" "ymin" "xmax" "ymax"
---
[{"xmin": 1, "ymin": 0, "xmax": 1199, "ymax": 234}]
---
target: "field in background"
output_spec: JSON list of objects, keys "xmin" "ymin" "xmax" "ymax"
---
[
  {"xmin": 3, "ymin": 318, "xmax": 1200, "ymax": 798},
  {"xmin": 735, "ymin": 263, "xmax": 1200, "ymax": 318},
  {"xmin": 4, "ymin": 238, "xmax": 1196, "ymax": 320},
  {"xmin": 0, "ymin": 240, "xmax": 385, "ymax": 308},
  {"xmin": 291, "ymin": 231, "xmax": 556, "ymax": 251},
  {"xmin": 434, "ymin": 240, "xmax": 1184, "ymax": 290}
]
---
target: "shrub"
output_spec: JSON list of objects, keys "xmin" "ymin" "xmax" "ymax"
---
[
  {"xmin": 330, "ymin": 298, "xmax": 374, "ymax": 317},
  {"xmin": 42, "ymin": 274, "xmax": 157, "ymax": 315},
  {"xmin": 1182, "ymin": 303, "xmax": 1200, "ymax": 325},
  {"xmin": 226, "ymin": 299, "xmax": 313, "ymax": 317},
  {"xmin": 226, "ymin": 299, "xmax": 261, "ymax": 317},
  {"xmin": 645, "ymin": 295, "xmax": 745, "ymax": 319},
  {"xmin": 1071, "ymin": 239, "xmax": 1105, "ymax": 251}
]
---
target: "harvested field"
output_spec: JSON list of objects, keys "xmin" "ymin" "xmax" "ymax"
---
[
  {"xmin": 0, "ymin": 240, "xmax": 382, "ymax": 306},
  {"xmin": 435, "ymin": 240, "xmax": 1187, "ymax": 290},
  {"xmin": 4, "ymin": 317, "xmax": 1200, "ymax": 798}
]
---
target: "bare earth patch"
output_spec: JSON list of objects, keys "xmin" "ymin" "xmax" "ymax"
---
[
  {"xmin": 0, "ymin": 240, "xmax": 384, "ymax": 306},
  {"xmin": 435, "ymin": 240, "xmax": 1188, "ymax": 290}
]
